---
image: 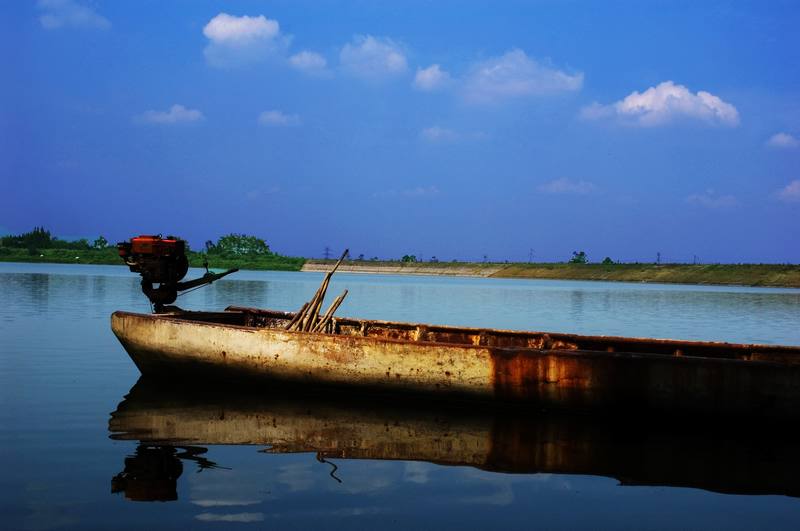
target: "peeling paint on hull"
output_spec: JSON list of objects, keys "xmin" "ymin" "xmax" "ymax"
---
[{"xmin": 110, "ymin": 308, "xmax": 800, "ymax": 418}]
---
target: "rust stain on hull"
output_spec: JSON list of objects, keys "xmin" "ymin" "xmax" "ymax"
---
[{"xmin": 490, "ymin": 349, "xmax": 596, "ymax": 404}]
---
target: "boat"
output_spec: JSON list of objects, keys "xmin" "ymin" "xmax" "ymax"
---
[
  {"xmin": 111, "ymin": 305, "xmax": 800, "ymax": 418},
  {"xmin": 110, "ymin": 235, "xmax": 800, "ymax": 418},
  {"xmin": 109, "ymin": 378, "xmax": 800, "ymax": 500}
]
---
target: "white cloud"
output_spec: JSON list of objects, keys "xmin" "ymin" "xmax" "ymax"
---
[
  {"xmin": 766, "ymin": 132, "xmax": 800, "ymax": 149},
  {"xmin": 538, "ymin": 178, "xmax": 596, "ymax": 195},
  {"xmin": 462, "ymin": 49, "xmax": 582, "ymax": 104},
  {"xmin": 413, "ymin": 64, "xmax": 452, "ymax": 91},
  {"xmin": 403, "ymin": 186, "xmax": 440, "ymax": 197},
  {"xmin": 246, "ymin": 186, "xmax": 281, "ymax": 201},
  {"xmin": 134, "ymin": 104, "xmax": 204, "ymax": 125},
  {"xmin": 374, "ymin": 186, "xmax": 440, "ymax": 198},
  {"xmin": 685, "ymin": 189, "xmax": 738, "ymax": 208},
  {"xmin": 289, "ymin": 51, "xmax": 328, "ymax": 75},
  {"xmin": 203, "ymin": 13, "xmax": 288, "ymax": 67},
  {"xmin": 777, "ymin": 180, "xmax": 800, "ymax": 203},
  {"xmin": 339, "ymin": 35, "xmax": 408, "ymax": 80},
  {"xmin": 579, "ymin": 102, "xmax": 615, "ymax": 121},
  {"xmin": 37, "ymin": 0, "xmax": 110, "ymax": 30},
  {"xmin": 258, "ymin": 110, "xmax": 300, "ymax": 126},
  {"xmin": 419, "ymin": 126, "xmax": 487, "ymax": 143},
  {"xmin": 420, "ymin": 126, "xmax": 458, "ymax": 142},
  {"xmin": 581, "ymin": 81, "xmax": 739, "ymax": 127},
  {"xmin": 203, "ymin": 13, "xmax": 279, "ymax": 44}
]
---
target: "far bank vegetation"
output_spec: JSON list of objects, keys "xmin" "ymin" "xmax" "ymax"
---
[
  {"xmin": 2, "ymin": 228, "xmax": 798, "ymax": 287},
  {"xmin": 0, "ymin": 228, "xmax": 304, "ymax": 271}
]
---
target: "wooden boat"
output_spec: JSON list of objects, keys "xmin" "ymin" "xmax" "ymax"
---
[
  {"xmin": 110, "ymin": 305, "xmax": 800, "ymax": 418},
  {"xmin": 109, "ymin": 379, "xmax": 800, "ymax": 498}
]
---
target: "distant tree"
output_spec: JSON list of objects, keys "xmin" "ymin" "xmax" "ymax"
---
[
  {"xmin": 212, "ymin": 234, "xmax": 271, "ymax": 256},
  {"xmin": 93, "ymin": 236, "xmax": 108, "ymax": 249},
  {"xmin": 569, "ymin": 251, "xmax": 588, "ymax": 264},
  {"xmin": 401, "ymin": 254, "xmax": 418, "ymax": 263},
  {"xmin": 601, "ymin": 257, "xmax": 614, "ymax": 265},
  {"xmin": 357, "ymin": 253, "xmax": 365, "ymax": 261},
  {"xmin": 31, "ymin": 227, "xmax": 53, "ymax": 248},
  {"xmin": 50, "ymin": 237, "xmax": 89, "ymax": 250},
  {"xmin": 2, "ymin": 226, "xmax": 53, "ymax": 249},
  {"xmin": 0, "ymin": 228, "xmax": 99, "ymax": 251},
  {"xmin": 205, "ymin": 240, "xmax": 215, "ymax": 252},
  {"xmin": 370, "ymin": 256, "xmax": 379, "ymax": 261},
  {"xmin": 430, "ymin": 256, "xmax": 438, "ymax": 263}
]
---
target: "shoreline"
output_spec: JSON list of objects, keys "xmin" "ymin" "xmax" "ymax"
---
[
  {"xmin": 2, "ymin": 256, "xmax": 799, "ymax": 288},
  {"xmin": 303, "ymin": 261, "xmax": 800, "ymax": 289},
  {"xmin": 301, "ymin": 262, "xmax": 505, "ymax": 278}
]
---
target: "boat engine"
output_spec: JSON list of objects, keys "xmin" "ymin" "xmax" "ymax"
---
[{"xmin": 118, "ymin": 235, "xmax": 237, "ymax": 312}]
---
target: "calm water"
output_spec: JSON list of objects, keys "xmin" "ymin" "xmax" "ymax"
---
[{"xmin": 2, "ymin": 262, "xmax": 800, "ymax": 530}]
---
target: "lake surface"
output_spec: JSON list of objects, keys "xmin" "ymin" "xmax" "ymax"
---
[{"xmin": 2, "ymin": 262, "xmax": 800, "ymax": 530}]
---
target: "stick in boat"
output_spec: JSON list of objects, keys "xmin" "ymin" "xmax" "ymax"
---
[
  {"xmin": 302, "ymin": 276, "xmax": 331, "ymax": 331},
  {"xmin": 286, "ymin": 249, "xmax": 349, "ymax": 331},
  {"xmin": 300, "ymin": 276, "xmax": 330, "ymax": 331},
  {"xmin": 309, "ymin": 249, "xmax": 349, "ymax": 325},
  {"xmin": 303, "ymin": 249, "xmax": 348, "ymax": 331},
  {"xmin": 287, "ymin": 264, "xmax": 328, "ymax": 331},
  {"xmin": 284, "ymin": 302, "xmax": 309, "ymax": 330},
  {"xmin": 312, "ymin": 290, "xmax": 348, "ymax": 333},
  {"xmin": 310, "ymin": 290, "xmax": 346, "ymax": 334}
]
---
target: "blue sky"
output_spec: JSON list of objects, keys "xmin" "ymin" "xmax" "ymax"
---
[{"xmin": 1, "ymin": 0, "xmax": 799, "ymax": 263}]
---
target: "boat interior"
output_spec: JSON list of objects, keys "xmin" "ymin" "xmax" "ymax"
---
[{"xmin": 147, "ymin": 305, "xmax": 800, "ymax": 366}]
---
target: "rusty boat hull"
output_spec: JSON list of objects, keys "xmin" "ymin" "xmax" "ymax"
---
[{"xmin": 110, "ymin": 306, "xmax": 800, "ymax": 418}]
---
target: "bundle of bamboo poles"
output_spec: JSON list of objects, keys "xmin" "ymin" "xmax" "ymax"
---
[{"xmin": 285, "ymin": 249, "xmax": 349, "ymax": 333}]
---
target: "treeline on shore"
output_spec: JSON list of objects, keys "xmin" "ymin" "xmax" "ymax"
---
[
  {"xmin": 1, "ymin": 228, "xmax": 799, "ymax": 287},
  {"xmin": 0, "ymin": 228, "xmax": 304, "ymax": 271}
]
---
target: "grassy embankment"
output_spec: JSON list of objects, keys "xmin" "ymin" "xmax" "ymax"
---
[
  {"xmin": 2, "ymin": 249, "xmax": 798, "ymax": 287},
  {"xmin": 0, "ymin": 247, "xmax": 305, "ymax": 271},
  {"xmin": 304, "ymin": 259, "xmax": 800, "ymax": 288},
  {"xmin": 494, "ymin": 263, "xmax": 800, "ymax": 288}
]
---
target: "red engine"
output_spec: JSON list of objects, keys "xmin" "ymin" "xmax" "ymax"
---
[
  {"xmin": 118, "ymin": 234, "xmax": 238, "ymax": 312},
  {"xmin": 118, "ymin": 235, "xmax": 189, "ymax": 285},
  {"xmin": 117, "ymin": 235, "xmax": 189, "ymax": 307}
]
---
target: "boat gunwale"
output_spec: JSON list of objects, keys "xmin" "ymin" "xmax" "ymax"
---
[
  {"xmin": 223, "ymin": 306, "xmax": 799, "ymax": 352},
  {"xmin": 110, "ymin": 309, "xmax": 800, "ymax": 367}
]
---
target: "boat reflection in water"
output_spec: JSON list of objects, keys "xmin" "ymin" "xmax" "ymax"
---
[
  {"xmin": 109, "ymin": 378, "xmax": 800, "ymax": 502},
  {"xmin": 111, "ymin": 445, "xmax": 223, "ymax": 502}
]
